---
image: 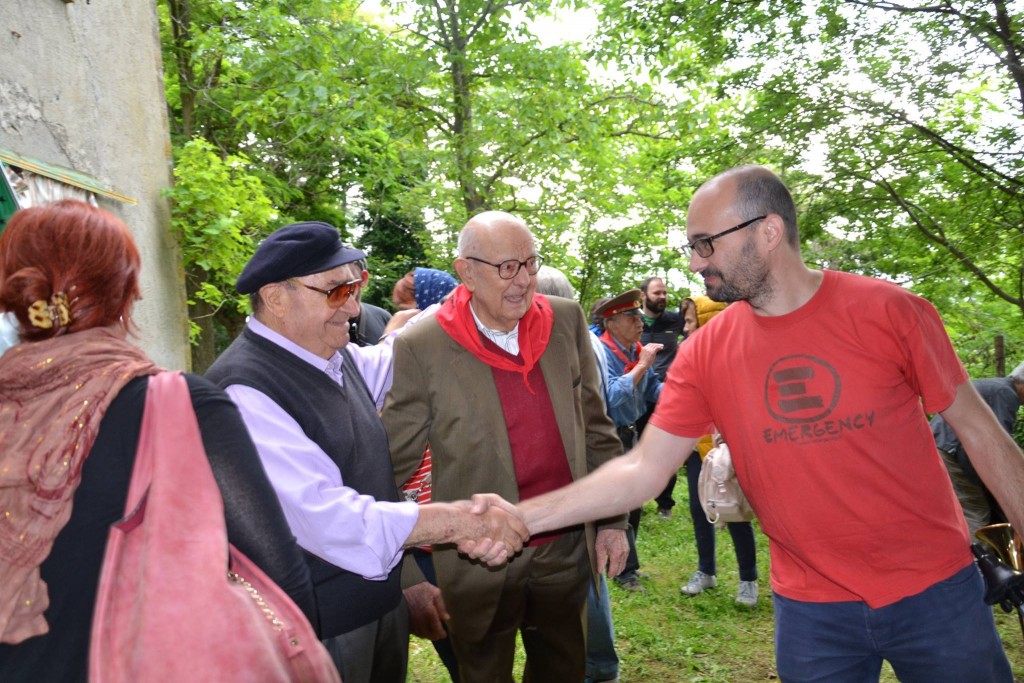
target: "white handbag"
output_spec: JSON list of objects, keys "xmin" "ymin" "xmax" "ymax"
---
[{"xmin": 697, "ymin": 443, "xmax": 755, "ymax": 527}]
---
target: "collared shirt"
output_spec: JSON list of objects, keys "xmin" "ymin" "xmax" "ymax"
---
[
  {"xmin": 470, "ymin": 301, "xmax": 520, "ymax": 355},
  {"xmin": 599, "ymin": 334, "xmax": 663, "ymax": 428},
  {"xmin": 223, "ymin": 317, "xmax": 418, "ymax": 581},
  {"xmin": 244, "ymin": 317, "xmax": 396, "ymax": 409}
]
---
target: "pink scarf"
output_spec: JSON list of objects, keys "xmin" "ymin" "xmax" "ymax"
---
[{"xmin": 0, "ymin": 327, "xmax": 158, "ymax": 643}]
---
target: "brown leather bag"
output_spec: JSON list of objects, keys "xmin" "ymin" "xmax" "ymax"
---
[{"xmin": 89, "ymin": 372, "xmax": 340, "ymax": 683}]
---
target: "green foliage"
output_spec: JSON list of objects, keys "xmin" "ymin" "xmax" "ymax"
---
[
  {"xmin": 159, "ymin": 0, "xmax": 1024, "ymax": 373},
  {"xmin": 163, "ymin": 138, "xmax": 276, "ymax": 343},
  {"xmin": 159, "ymin": 0, "xmax": 701, "ymax": 352},
  {"xmin": 597, "ymin": 0, "xmax": 1024, "ymax": 371},
  {"xmin": 354, "ymin": 204, "xmax": 431, "ymax": 309}
]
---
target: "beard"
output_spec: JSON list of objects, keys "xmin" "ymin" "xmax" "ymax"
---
[
  {"xmin": 645, "ymin": 298, "xmax": 667, "ymax": 314},
  {"xmin": 702, "ymin": 240, "xmax": 772, "ymax": 305}
]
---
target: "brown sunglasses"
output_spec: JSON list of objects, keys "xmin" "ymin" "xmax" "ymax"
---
[{"xmin": 288, "ymin": 277, "xmax": 363, "ymax": 308}]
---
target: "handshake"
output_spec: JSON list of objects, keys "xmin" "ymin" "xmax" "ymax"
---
[
  {"xmin": 404, "ymin": 493, "xmax": 629, "ymax": 640},
  {"xmin": 410, "ymin": 493, "xmax": 628, "ymax": 573},
  {"xmin": 449, "ymin": 494, "xmax": 529, "ymax": 567},
  {"xmin": 444, "ymin": 493, "xmax": 627, "ymax": 575},
  {"xmin": 407, "ymin": 493, "xmax": 529, "ymax": 567}
]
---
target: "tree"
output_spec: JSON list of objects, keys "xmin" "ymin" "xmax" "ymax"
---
[
  {"xmin": 164, "ymin": 138, "xmax": 276, "ymax": 372},
  {"xmin": 160, "ymin": 0, "xmax": 700, "ymax": 345},
  {"xmin": 159, "ymin": 0, "xmax": 428, "ymax": 359},
  {"xmin": 598, "ymin": 0, "xmax": 1024, "ymax": 374},
  {"xmin": 374, "ymin": 0, "xmax": 685, "ymax": 290}
]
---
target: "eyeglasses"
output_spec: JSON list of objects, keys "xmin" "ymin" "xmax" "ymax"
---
[
  {"xmin": 287, "ymin": 277, "xmax": 362, "ymax": 308},
  {"xmin": 465, "ymin": 255, "xmax": 543, "ymax": 280},
  {"xmin": 682, "ymin": 215, "xmax": 767, "ymax": 258}
]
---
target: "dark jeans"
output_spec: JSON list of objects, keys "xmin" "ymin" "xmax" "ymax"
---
[
  {"xmin": 585, "ymin": 574, "xmax": 618, "ymax": 682},
  {"xmin": 654, "ymin": 474, "xmax": 677, "ymax": 511},
  {"xmin": 685, "ymin": 451, "xmax": 757, "ymax": 581},
  {"xmin": 773, "ymin": 564, "xmax": 1012, "ymax": 682}
]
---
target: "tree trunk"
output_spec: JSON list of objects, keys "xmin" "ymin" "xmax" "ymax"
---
[{"xmin": 186, "ymin": 269, "xmax": 217, "ymax": 373}]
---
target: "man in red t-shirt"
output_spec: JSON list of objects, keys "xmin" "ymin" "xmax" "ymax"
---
[{"xmin": 514, "ymin": 166, "xmax": 1024, "ymax": 682}]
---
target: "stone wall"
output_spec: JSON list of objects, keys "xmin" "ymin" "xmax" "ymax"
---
[{"xmin": 0, "ymin": 0, "xmax": 188, "ymax": 369}]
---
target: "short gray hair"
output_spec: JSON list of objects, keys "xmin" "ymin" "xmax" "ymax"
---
[
  {"xmin": 535, "ymin": 265, "xmax": 575, "ymax": 299},
  {"xmin": 1009, "ymin": 360, "xmax": 1024, "ymax": 383}
]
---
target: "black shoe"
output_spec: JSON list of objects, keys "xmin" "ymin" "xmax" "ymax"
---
[{"xmin": 614, "ymin": 576, "xmax": 646, "ymax": 593}]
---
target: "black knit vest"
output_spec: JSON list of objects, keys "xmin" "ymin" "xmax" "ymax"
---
[{"xmin": 205, "ymin": 327, "xmax": 402, "ymax": 636}]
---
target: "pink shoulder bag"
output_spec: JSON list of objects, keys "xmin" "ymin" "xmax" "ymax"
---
[{"xmin": 89, "ymin": 372, "xmax": 340, "ymax": 683}]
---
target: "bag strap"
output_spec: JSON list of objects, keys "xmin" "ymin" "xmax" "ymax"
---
[{"xmin": 121, "ymin": 372, "xmax": 201, "ymax": 518}]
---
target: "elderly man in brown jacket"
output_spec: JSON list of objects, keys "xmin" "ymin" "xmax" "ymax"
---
[{"xmin": 382, "ymin": 211, "xmax": 628, "ymax": 683}]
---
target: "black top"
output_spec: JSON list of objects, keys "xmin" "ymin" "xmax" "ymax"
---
[
  {"xmin": 0, "ymin": 373, "xmax": 317, "ymax": 683},
  {"xmin": 349, "ymin": 302, "xmax": 392, "ymax": 346},
  {"xmin": 641, "ymin": 310, "xmax": 685, "ymax": 380},
  {"xmin": 931, "ymin": 376, "xmax": 1020, "ymax": 493}
]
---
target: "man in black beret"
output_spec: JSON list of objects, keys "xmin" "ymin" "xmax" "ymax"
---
[{"xmin": 206, "ymin": 221, "xmax": 527, "ymax": 683}]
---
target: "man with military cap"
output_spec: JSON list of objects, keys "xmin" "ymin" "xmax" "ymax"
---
[
  {"xmin": 594, "ymin": 289, "xmax": 665, "ymax": 435},
  {"xmin": 593, "ymin": 288, "xmax": 664, "ymax": 592},
  {"xmin": 205, "ymin": 221, "xmax": 528, "ymax": 683}
]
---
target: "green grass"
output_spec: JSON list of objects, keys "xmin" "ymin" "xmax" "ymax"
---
[{"xmin": 409, "ymin": 499, "xmax": 1024, "ymax": 682}]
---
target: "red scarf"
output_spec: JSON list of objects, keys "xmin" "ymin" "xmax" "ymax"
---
[
  {"xmin": 600, "ymin": 330, "xmax": 641, "ymax": 373},
  {"xmin": 435, "ymin": 284, "xmax": 554, "ymax": 385}
]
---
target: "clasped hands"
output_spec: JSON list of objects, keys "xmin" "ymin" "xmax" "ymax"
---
[
  {"xmin": 452, "ymin": 494, "xmax": 529, "ymax": 566},
  {"xmin": 456, "ymin": 494, "xmax": 629, "ymax": 576}
]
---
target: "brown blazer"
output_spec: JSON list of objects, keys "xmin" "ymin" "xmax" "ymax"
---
[{"xmin": 382, "ymin": 295, "xmax": 625, "ymax": 638}]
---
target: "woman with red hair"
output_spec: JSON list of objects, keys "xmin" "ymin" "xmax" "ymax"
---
[{"xmin": 0, "ymin": 201, "xmax": 320, "ymax": 681}]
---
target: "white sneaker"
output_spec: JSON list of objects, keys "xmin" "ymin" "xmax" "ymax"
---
[
  {"xmin": 736, "ymin": 580, "xmax": 759, "ymax": 606},
  {"xmin": 680, "ymin": 570, "xmax": 717, "ymax": 595}
]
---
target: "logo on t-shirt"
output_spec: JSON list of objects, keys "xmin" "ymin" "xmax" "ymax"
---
[
  {"xmin": 761, "ymin": 354, "xmax": 874, "ymax": 445},
  {"xmin": 764, "ymin": 355, "xmax": 839, "ymax": 423}
]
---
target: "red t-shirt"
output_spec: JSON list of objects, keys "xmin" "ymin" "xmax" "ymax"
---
[{"xmin": 650, "ymin": 270, "xmax": 972, "ymax": 607}]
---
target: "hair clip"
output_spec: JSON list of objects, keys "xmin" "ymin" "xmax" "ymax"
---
[{"xmin": 27, "ymin": 291, "xmax": 74, "ymax": 329}]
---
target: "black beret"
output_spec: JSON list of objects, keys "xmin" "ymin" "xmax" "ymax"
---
[
  {"xmin": 236, "ymin": 222, "xmax": 366, "ymax": 294},
  {"xmin": 595, "ymin": 289, "xmax": 643, "ymax": 318}
]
